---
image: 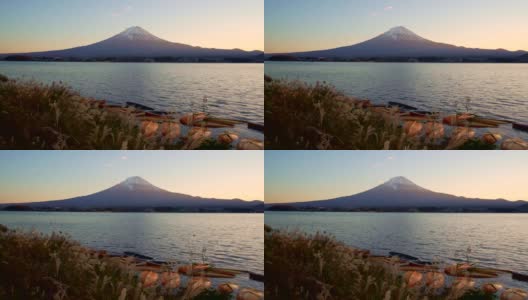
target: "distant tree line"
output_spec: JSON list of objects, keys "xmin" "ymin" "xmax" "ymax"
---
[
  {"xmin": 267, "ymin": 54, "xmax": 528, "ymax": 63},
  {"xmin": 3, "ymin": 55, "xmax": 264, "ymax": 63}
]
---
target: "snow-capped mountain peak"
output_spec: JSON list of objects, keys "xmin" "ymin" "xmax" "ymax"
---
[
  {"xmin": 383, "ymin": 176, "xmax": 418, "ymax": 190},
  {"xmin": 120, "ymin": 176, "xmax": 152, "ymax": 190},
  {"xmin": 116, "ymin": 26, "xmax": 160, "ymax": 41},
  {"xmin": 381, "ymin": 26, "xmax": 424, "ymax": 41}
]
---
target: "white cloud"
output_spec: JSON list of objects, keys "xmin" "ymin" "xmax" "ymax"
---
[{"xmin": 384, "ymin": 6, "xmax": 394, "ymax": 11}]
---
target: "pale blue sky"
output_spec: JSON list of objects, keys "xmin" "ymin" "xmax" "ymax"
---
[
  {"xmin": 0, "ymin": 0, "xmax": 263, "ymax": 53},
  {"xmin": 0, "ymin": 151, "xmax": 264, "ymax": 203},
  {"xmin": 265, "ymin": 0, "xmax": 528, "ymax": 53},
  {"xmin": 265, "ymin": 151, "xmax": 528, "ymax": 203}
]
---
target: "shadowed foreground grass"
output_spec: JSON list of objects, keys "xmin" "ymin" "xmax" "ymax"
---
[
  {"xmin": 0, "ymin": 224, "xmax": 232, "ymax": 300},
  {"xmin": 264, "ymin": 76, "xmax": 498, "ymax": 150},
  {"xmin": 0, "ymin": 75, "xmax": 232, "ymax": 150},
  {"xmin": 264, "ymin": 225, "xmax": 496, "ymax": 300}
]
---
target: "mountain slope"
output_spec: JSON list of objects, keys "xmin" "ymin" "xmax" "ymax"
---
[
  {"xmin": 282, "ymin": 26, "xmax": 526, "ymax": 58},
  {"xmin": 7, "ymin": 26, "xmax": 262, "ymax": 59},
  {"xmin": 11, "ymin": 176, "xmax": 262, "ymax": 209},
  {"xmin": 283, "ymin": 176, "xmax": 525, "ymax": 209}
]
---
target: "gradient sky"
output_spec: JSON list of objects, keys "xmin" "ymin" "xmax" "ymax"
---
[
  {"xmin": 265, "ymin": 0, "xmax": 528, "ymax": 53},
  {"xmin": 0, "ymin": 0, "xmax": 263, "ymax": 53},
  {"xmin": 266, "ymin": 151, "xmax": 528, "ymax": 204},
  {"xmin": 0, "ymin": 151, "xmax": 263, "ymax": 203}
]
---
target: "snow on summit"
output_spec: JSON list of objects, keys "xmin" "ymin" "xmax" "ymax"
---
[
  {"xmin": 383, "ymin": 176, "xmax": 418, "ymax": 190},
  {"xmin": 381, "ymin": 26, "xmax": 425, "ymax": 41},
  {"xmin": 117, "ymin": 26, "xmax": 160, "ymax": 41},
  {"xmin": 121, "ymin": 176, "xmax": 152, "ymax": 190}
]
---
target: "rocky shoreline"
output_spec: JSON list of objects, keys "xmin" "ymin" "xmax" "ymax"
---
[
  {"xmin": 265, "ymin": 225, "xmax": 528, "ymax": 299},
  {"xmin": 86, "ymin": 248, "xmax": 264, "ymax": 298},
  {"xmin": 265, "ymin": 76, "xmax": 528, "ymax": 150},
  {"xmin": 0, "ymin": 224, "xmax": 263, "ymax": 299},
  {"xmin": 0, "ymin": 74, "xmax": 264, "ymax": 150}
]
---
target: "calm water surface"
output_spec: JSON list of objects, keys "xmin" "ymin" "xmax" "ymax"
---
[
  {"xmin": 266, "ymin": 62, "xmax": 528, "ymax": 138},
  {"xmin": 0, "ymin": 211, "xmax": 263, "ymax": 289},
  {"xmin": 266, "ymin": 212, "xmax": 528, "ymax": 288},
  {"xmin": 0, "ymin": 61, "xmax": 263, "ymax": 124}
]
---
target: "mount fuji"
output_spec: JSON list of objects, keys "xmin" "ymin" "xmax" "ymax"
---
[
  {"xmin": 3, "ymin": 176, "xmax": 263, "ymax": 210},
  {"xmin": 275, "ymin": 176, "xmax": 526, "ymax": 209},
  {"xmin": 275, "ymin": 26, "xmax": 526, "ymax": 59},
  {"xmin": 3, "ymin": 26, "xmax": 263, "ymax": 60}
]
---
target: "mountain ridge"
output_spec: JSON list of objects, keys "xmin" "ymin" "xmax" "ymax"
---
[
  {"xmin": 271, "ymin": 26, "xmax": 527, "ymax": 60},
  {"xmin": 2, "ymin": 26, "xmax": 263, "ymax": 60},
  {"xmin": 1, "ymin": 176, "xmax": 263, "ymax": 210},
  {"xmin": 272, "ymin": 176, "xmax": 527, "ymax": 209}
]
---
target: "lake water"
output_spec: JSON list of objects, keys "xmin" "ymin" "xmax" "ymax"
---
[
  {"xmin": 265, "ymin": 211, "xmax": 528, "ymax": 289},
  {"xmin": 0, "ymin": 211, "xmax": 263, "ymax": 289},
  {"xmin": 266, "ymin": 62, "xmax": 528, "ymax": 138},
  {"xmin": 0, "ymin": 61, "xmax": 263, "ymax": 124}
]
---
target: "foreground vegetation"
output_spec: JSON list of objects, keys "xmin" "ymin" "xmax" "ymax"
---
[
  {"xmin": 265, "ymin": 76, "xmax": 526, "ymax": 150},
  {"xmin": 0, "ymin": 224, "xmax": 259, "ymax": 300},
  {"xmin": 0, "ymin": 75, "xmax": 262, "ymax": 150},
  {"xmin": 265, "ymin": 225, "xmax": 526, "ymax": 300}
]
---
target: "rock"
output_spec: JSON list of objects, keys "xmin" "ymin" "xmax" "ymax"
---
[
  {"xmin": 160, "ymin": 122, "xmax": 180, "ymax": 140},
  {"xmin": 389, "ymin": 251, "xmax": 419, "ymax": 261},
  {"xmin": 388, "ymin": 101, "xmax": 417, "ymax": 110},
  {"xmin": 481, "ymin": 133, "xmax": 502, "ymax": 144},
  {"xmin": 444, "ymin": 263, "xmax": 472, "ymax": 276},
  {"xmin": 247, "ymin": 122, "xmax": 264, "ymax": 132},
  {"xmin": 186, "ymin": 277, "xmax": 212, "ymax": 298},
  {"xmin": 451, "ymin": 127, "xmax": 476, "ymax": 140},
  {"xmin": 123, "ymin": 251, "xmax": 153, "ymax": 260},
  {"xmin": 403, "ymin": 121, "xmax": 423, "ymax": 137},
  {"xmin": 140, "ymin": 271, "xmax": 158, "ymax": 288},
  {"xmin": 249, "ymin": 272, "xmax": 264, "ymax": 282},
  {"xmin": 237, "ymin": 139, "xmax": 264, "ymax": 150},
  {"xmin": 126, "ymin": 102, "xmax": 154, "ymax": 111},
  {"xmin": 134, "ymin": 261, "xmax": 163, "ymax": 272},
  {"xmin": 451, "ymin": 277, "xmax": 475, "ymax": 292},
  {"xmin": 177, "ymin": 263, "xmax": 209, "ymax": 275},
  {"xmin": 218, "ymin": 133, "xmax": 239, "ymax": 144},
  {"xmin": 236, "ymin": 288, "xmax": 264, "ymax": 300},
  {"xmin": 500, "ymin": 288, "xmax": 528, "ymax": 300},
  {"xmin": 512, "ymin": 272, "xmax": 528, "ymax": 282},
  {"xmin": 513, "ymin": 123, "xmax": 528, "ymax": 132},
  {"xmin": 180, "ymin": 112, "xmax": 207, "ymax": 126},
  {"xmin": 482, "ymin": 283, "xmax": 504, "ymax": 294},
  {"xmin": 501, "ymin": 138, "xmax": 528, "ymax": 150},
  {"xmin": 217, "ymin": 282, "xmax": 240, "ymax": 294},
  {"xmin": 443, "ymin": 113, "xmax": 474, "ymax": 125},
  {"xmin": 403, "ymin": 271, "xmax": 423, "ymax": 288},
  {"xmin": 424, "ymin": 122, "xmax": 445, "ymax": 139},
  {"xmin": 425, "ymin": 272, "xmax": 445, "ymax": 289},
  {"xmin": 140, "ymin": 121, "xmax": 159, "ymax": 138},
  {"xmin": 160, "ymin": 272, "xmax": 180, "ymax": 289}
]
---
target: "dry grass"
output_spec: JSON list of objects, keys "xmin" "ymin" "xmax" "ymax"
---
[
  {"xmin": 264, "ymin": 226, "xmax": 495, "ymax": 300},
  {"xmin": 0, "ymin": 224, "xmax": 231, "ymax": 300},
  {"xmin": 264, "ymin": 77, "xmax": 496, "ymax": 150},
  {"xmin": 0, "ymin": 75, "xmax": 230, "ymax": 150}
]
